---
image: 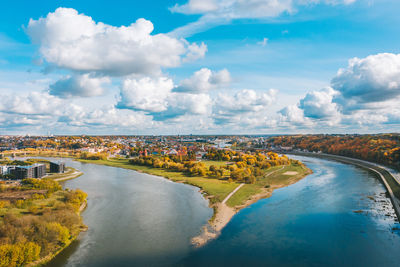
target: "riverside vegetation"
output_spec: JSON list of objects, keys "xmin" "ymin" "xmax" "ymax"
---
[
  {"xmin": 78, "ymin": 149, "xmax": 312, "ymax": 245},
  {"xmin": 0, "ymin": 163, "xmax": 87, "ymax": 267}
]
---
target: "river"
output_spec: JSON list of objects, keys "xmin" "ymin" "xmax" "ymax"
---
[{"xmin": 43, "ymin": 156, "xmax": 400, "ymax": 266}]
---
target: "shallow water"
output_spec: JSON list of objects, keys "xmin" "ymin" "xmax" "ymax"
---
[{"xmin": 40, "ymin": 156, "xmax": 400, "ymax": 266}]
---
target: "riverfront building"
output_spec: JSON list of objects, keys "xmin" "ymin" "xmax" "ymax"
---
[
  {"xmin": 50, "ymin": 161, "xmax": 65, "ymax": 173},
  {"xmin": 10, "ymin": 164, "xmax": 46, "ymax": 179}
]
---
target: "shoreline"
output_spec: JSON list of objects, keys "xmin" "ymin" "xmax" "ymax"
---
[
  {"xmin": 286, "ymin": 152, "xmax": 400, "ymax": 220},
  {"xmin": 13, "ymin": 157, "xmax": 87, "ymax": 267},
  {"xmin": 75, "ymin": 157, "xmax": 312, "ymax": 247},
  {"xmin": 27, "ymin": 201, "xmax": 87, "ymax": 267},
  {"xmin": 191, "ymin": 166, "xmax": 313, "ymax": 247}
]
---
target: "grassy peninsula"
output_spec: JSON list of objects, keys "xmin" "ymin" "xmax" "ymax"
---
[{"xmin": 78, "ymin": 151, "xmax": 312, "ymax": 246}]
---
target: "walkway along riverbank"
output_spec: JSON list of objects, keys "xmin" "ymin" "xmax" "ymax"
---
[{"xmin": 286, "ymin": 152, "xmax": 400, "ymax": 220}]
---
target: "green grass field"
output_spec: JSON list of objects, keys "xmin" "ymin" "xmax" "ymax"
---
[{"xmin": 226, "ymin": 164, "xmax": 311, "ymax": 206}]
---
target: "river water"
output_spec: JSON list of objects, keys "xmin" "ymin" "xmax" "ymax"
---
[{"xmin": 44, "ymin": 156, "xmax": 400, "ymax": 266}]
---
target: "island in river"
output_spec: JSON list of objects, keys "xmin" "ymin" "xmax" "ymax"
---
[{"xmin": 76, "ymin": 151, "xmax": 312, "ymax": 246}]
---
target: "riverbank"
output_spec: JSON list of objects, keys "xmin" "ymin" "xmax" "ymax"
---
[
  {"xmin": 286, "ymin": 152, "xmax": 400, "ymax": 220},
  {"xmin": 0, "ymin": 178, "xmax": 87, "ymax": 267},
  {"xmin": 45, "ymin": 167, "xmax": 83, "ymax": 182},
  {"xmin": 28, "ymin": 201, "xmax": 88, "ymax": 267},
  {"xmin": 76, "ymin": 157, "xmax": 312, "ymax": 246}
]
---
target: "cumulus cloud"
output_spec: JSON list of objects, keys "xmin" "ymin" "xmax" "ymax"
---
[
  {"xmin": 278, "ymin": 104, "xmax": 314, "ymax": 127},
  {"xmin": 49, "ymin": 74, "xmax": 110, "ymax": 98},
  {"xmin": 213, "ymin": 89, "xmax": 276, "ymax": 124},
  {"xmin": 280, "ymin": 53, "xmax": 400, "ymax": 129},
  {"xmin": 332, "ymin": 53, "xmax": 400, "ymax": 107},
  {"xmin": 0, "ymin": 92, "xmax": 63, "ymax": 115},
  {"xmin": 60, "ymin": 105, "xmax": 151, "ymax": 128},
  {"xmin": 27, "ymin": 7, "xmax": 206, "ymax": 76},
  {"xmin": 117, "ymin": 76, "xmax": 174, "ymax": 113},
  {"xmin": 299, "ymin": 87, "xmax": 340, "ymax": 119},
  {"xmin": 174, "ymin": 68, "xmax": 231, "ymax": 93},
  {"xmin": 152, "ymin": 93, "xmax": 212, "ymax": 121}
]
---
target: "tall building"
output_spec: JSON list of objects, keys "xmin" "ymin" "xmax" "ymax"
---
[
  {"xmin": 34, "ymin": 164, "xmax": 46, "ymax": 178},
  {"xmin": 50, "ymin": 162, "xmax": 65, "ymax": 173},
  {"xmin": 11, "ymin": 164, "xmax": 46, "ymax": 179},
  {"xmin": 13, "ymin": 166, "xmax": 35, "ymax": 179}
]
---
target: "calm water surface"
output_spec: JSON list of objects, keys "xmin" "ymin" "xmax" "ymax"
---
[
  {"xmin": 45, "ymin": 158, "xmax": 212, "ymax": 267},
  {"xmin": 182, "ymin": 156, "xmax": 400, "ymax": 266},
  {"xmin": 42, "ymin": 156, "xmax": 400, "ymax": 266}
]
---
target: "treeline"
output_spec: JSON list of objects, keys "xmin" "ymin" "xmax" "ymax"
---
[
  {"xmin": 270, "ymin": 134, "xmax": 400, "ymax": 169},
  {"xmin": 129, "ymin": 151, "xmax": 299, "ymax": 184},
  {"xmin": 130, "ymin": 156, "xmax": 208, "ymax": 176},
  {"xmin": 0, "ymin": 179, "xmax": 87, "ymax": 267},
  {"xmin": 79, "ymin": 151, "xmax": 108, "ymax": 160}
]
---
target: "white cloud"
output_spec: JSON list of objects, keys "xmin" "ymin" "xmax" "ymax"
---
[
  {"xmin": 152, "ymin": 93, "xmax": 212, "ymax": 121},
  {"xmin": 299, "ymin": 87, "xmax": 340, "ymax": 120},
  {"xmin": 279, "ymin": 105, "xmax": 313, "ymax": 126},
  {"xmin": 332, "ymin": 53, "xmax": 400, "ymax": 106},
  {"xmin": 60, "ymin": 105, "xmax": 151, "ymax": 128},
  {"xmin": 257, "ymin": 37, "xmax": 269, "ymax": 47},
  {"xmin": 49, "ymin": 74, "xmax": 110, "ymax": 98},
  {"xmin": 27, "ymin": 7, "xmax": 206, "ymax": 76},
  {"xmin": 117, "ymin": 76, "xmax": 174, "ymax": 113},
  {"xmin": 183, "ymin": 42, "xmax": 208, "ymax": 62},
  {"xmin": 280, "ymin": 53, "xmax": 400, "ymax": 129},
  {"xmin": 213, "ymin": 89, "xmax": 277, "ymax": 124},
  {"xmin": 0, "ymin": 91, "xmax": 63, "ymax": 115},
  {"xmin": 170, "ymin": 0, "xmax": 218, "ymax": 14},
  {"xmin": 171, "ymin": 0, "xmax": 293, "ymax": 18},
  {"xmin": 170, "ymin": 0, "xmax": 358, "ymax": 37},
  {"xmin": 174, "ymin": 68, "xmax": 231, "ymax": 93}
]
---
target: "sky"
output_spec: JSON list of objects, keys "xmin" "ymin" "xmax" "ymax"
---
[{"xmin": 1, "ymin": 0, "xmax": 400, "ymax": 135}]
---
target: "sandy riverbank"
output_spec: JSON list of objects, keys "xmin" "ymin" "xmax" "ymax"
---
[{"xmin": 53, "ymin": 170, "xmax": 83, "ymax": 182}]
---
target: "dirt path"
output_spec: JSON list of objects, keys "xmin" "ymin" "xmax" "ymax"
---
[
  {"xmin": 53, "ymin": 171, "xmax": 83, "ymax": 182},
  {"xmin": 265, "ymin": 166, "xmax": 285, "ymax": 178},
  {"xmin": 222, "ymin": 183, "xmax": 244, "ymax": 204}
]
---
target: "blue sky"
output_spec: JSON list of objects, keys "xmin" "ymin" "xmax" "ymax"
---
[{"xmin": 1, "ymin": 0, "xmax": 400, "ymax": 135}]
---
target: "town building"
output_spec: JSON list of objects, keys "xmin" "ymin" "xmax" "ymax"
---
[
  {"xmin": 50, "ymin": 161, "xmax": 65, "ymax": 173},
  {"xmin": 10, "ymin": 164, "xmax": 46, "ymax": 179},
  {"xmin": 34, "ymin": 163, "xmax": 46, "ymax": 178}
]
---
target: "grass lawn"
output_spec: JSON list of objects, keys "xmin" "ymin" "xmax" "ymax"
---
[{"xmin": 226, "ymin": 164, "xmax": 311, "ymax": 207}]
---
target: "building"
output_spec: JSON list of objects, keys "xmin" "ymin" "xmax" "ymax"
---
[
  {"xmin": 50, "ymin": 161, "xmax": 65, "ymax": 173},
  {"xmin": 11, "ymin": 164, "xmax": 46, "ymax": 179},
  {"xmin": 34, "ymin": 164, "xmax": 46, "ymax": 178},
  {"xmin": 12, "ymin": 166, "xmax": 35, "ymax": 179}
]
